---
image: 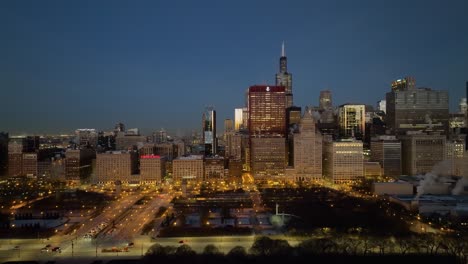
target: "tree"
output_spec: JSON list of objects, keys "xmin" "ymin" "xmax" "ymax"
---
[
  {"xmin": 227, "ymin": 246, "xmax": 247, "ymax": 258},
  {"xmin": 249, "ymin": 237, "xmax": 293, "ymax": 256},
  {"xmin": 175, "ymin": 244, "xmax": 196, "ymax": 257},
  {"xmin": 203, "ymin": 244, "xmax": 222, "ymax": 256}
]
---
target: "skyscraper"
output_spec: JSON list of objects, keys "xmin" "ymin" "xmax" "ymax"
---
[
  {"xmin": 202, "ymin": 106, "xmax": 217, "ymax": 156},
  {"xmin": 319, "ymin": 90, "xmax": 333, "ymax": 110},
  {"xmin": 248, "ymin": 85, "xmax": 286, "ymax": 136},
  {"xmin": 224, "ymin": 119, "xmax": 234, "ymax": 134},
  {"xmin": 275, "ymin": 42, "xmax": 293, "ymax": 108},
  {"xmin": 234, "ymin": 108, "xmax": 244, "ymax": 131},
  {"xmin": 391, "ymin": 76, "xmax": 416, "ymax": 91},
  {"xmin": 338, "ymin": 104, "xmax": 366, "ymax": 139},
  {"xmin": 293, "ymin": 109, "xmax": 322, "ymax": 180},
  {"xmin": 386, "ymin": 77, "xmax": 449, "ymax": 135}
]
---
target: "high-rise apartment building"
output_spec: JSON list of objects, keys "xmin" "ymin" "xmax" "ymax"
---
[
  {"xmin": 386, "ymin": 77, "xmax": 449, "ymax": 135},
  {"xmin": 293, "ymin": 110, "xmax": 322, "ymax": 180},
  {"xmin": 275, "ymin": 42, "xmax": 293, "ymax": 108},
  {"xmin": 399, "ymin": 131, "xmax": 446, "ymax": 176},
  {"xmin": 370, "ymin": 135, "xmax": 402, "ymax": 178},
  {"xmin": 323, "ymin": 138, "xmax": 364, "ymax": 183},
  {"xmin": 202, "ymin": 106, "xmax": 217, "ymax": 156},
  {"xmin": 338, "ymin": 104, "xmax": 366, "ymax": 139},
  {"xmin": 248, "ymin": 85, "xmax": 286, "ymax": 136}
]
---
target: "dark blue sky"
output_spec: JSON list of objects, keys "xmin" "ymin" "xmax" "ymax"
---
[{"xmin": 1, "ymin": 0, "xmax": 467, "ymax": 135}]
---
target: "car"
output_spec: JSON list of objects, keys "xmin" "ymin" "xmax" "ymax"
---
[
  {"xmin": 127, "ymin": 242, "xmax": 134, "ymax": 248},
  {"xmin": 51, "ymin": 247, "xmax": 61, "ymax": 253},
  {"xmin": 12, "ymin": 245, "xmax": 20, "ymax": 250},
  {"xmin": 178, "ymin": 240, "xmax": 184, "ymax": 244},
  {"xmin": 41, "ymin": 247, "xmax": 50, "ymax": 253}
]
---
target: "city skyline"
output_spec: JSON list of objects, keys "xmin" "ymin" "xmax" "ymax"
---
[{"xmin": 1, "ymin": 0, "xmax": 468, "ymax": 134}]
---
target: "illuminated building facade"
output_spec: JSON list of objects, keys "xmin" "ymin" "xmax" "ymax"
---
[
  {"xmin": 338, "ymin": 104, "xmax": 366, "ymax": 139},
  {"xmin": 140, "ymin": 155, "xmax": 166, "ymax": 183},
  {"xmin": 234, "ymin": 108, "xmax": 244, "ymax": 131},
  {"xmin": 386, "ymin": 77, "xmax": 449, "ymax": 135},
  {"xmin": 65, "ymin": 148, "xmax": 96, "ymax": 182},
  {"xmin": 293, "ymin": 110, "xmax": 322, "ymax": 180},
  {"xmin": 323, "ymin": 138, "xmax": 364, "ymax": 183},
  {"xmin": 204, "ymin": 157, "xmax": 225, "ymax": 180},
  {"xmin": 251, "ymin": 137, "xmax": 286, "ymax": 178},
  {"xmin": 370, "ymin": 136, "xmax": 402, "ymax": 178},
  {"xmin": 172, "ymin": 155, "xmax": 204, "ymax": 181},
  {"xmin": 95, "ymin": 151, "xmax": 138, "ymax": 183},
  {"xmin": 248, "ymin": 85, "xmax": 286, "ymax": 136}
]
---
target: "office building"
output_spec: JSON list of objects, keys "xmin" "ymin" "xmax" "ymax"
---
[
  {"xmin": 234, "ymin": 108, "xmax": 244, "ymax": 131},
  {"xmin": 370, "ymin": 136, "xmax": 402, "ymax": 178},
  {"xmin": 459, "ymin": 98, "xmax": 467, "ymax": 115},
  {"xmin": 115, "ymin": 133, "xmax": 147, "ymax": 150},
  {"xmin": 287, "ymin": 106, "xmax": 302, "ymax": 128},
  {"xmin": 114, "ymin": 122, "xmax": 125, "ymax": 133},
  {"xmin": 364, "ymin": 162, "xmax": 382, "ymax": 178},
  {"xmin": 377, "ymin": 100, "xmax": 386, "ymax": 113},
  {"xmin": 399, "ymin": 131, "xmax": 446, "ymax": 176},
  {"xmin": 323, "ymin": 138, "xmax": 364, "ymax": 183},
  {"xmin": 386, "ymin": 77, "xmax": 449, "ymax": 135},
  {"xmin": 75, "ymin": 129, "xmax": 98, "ymax": 149},
  {"xmin": 7, "ymin": 136, "xmax": 40, "ymax": 177},
  {"xmin": 391, "ymin": 76, "xmax": 416, "ymax": 91},
  {"xmin": 172, "ymin": 155, "xmax": 204, "ymax": 182},
  {"xmin": 446, "ymin": 137, "xmax": 465, "ymax": 177},
  {"xmin": 225, "ymin": 133, "xmax": 242, "ymax": 160},
  {"xmin": 153, "ymin": 129, "xmax": 167, "ymax": 144},
  {"xmin": 250, "ymin": 137, "xmax": 286, "ymax": 178},
  {"xmin": 224, "ymin": 119, "xmax": 234, "ymax": 134},
  {"xmin": 275, "ymin": 42, "xmax": 293, "ymax": 107},
  {"xmin": 65, "ymin": 148, "xmax": 96, "ymax": 182},
  {"xmin": 202, "ymin": 106, "xmax": 217, "ymax": 156},
  {"xmin": 154, "ymin": 143, "xmax": 178, "ymax": 161},
  {"xmin": 293, "ymin": 110, "xmax": 322, "ymax": 181},
  {"xmin": 140, "ymin": 155, "xmax": 166, "ymax": 184},
  {"xmin": 319, "ymin": 90, "xmax": 333, "ymax": 110},
  {"xmin": 95, "ymin": 151, "xmax": 138, "ymax": 183},
  {"xmin": 248, "ymin": 85, "xmax": 286, "ymax": 136},
  {"xmin": 204, "ymin": 157, "xmax": 225, "ymax": 180},
  {"xmin": 338, "ymin": 104, "xmax": 366, "ymax": 139}
]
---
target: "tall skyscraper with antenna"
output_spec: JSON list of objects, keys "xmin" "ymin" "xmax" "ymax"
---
[{"xmin": 275, "ymin": 42, "xmax": 293, "ymax": 108}]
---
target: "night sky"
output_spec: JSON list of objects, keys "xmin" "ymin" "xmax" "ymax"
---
[{"xmin": 1, "ymin": 0, "xmax": 467, "ymax": 135}]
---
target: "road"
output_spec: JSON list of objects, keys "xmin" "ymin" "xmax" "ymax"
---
[{"xmin": 0, "ymin": 234, "xmax": 307, "ymax": 263}]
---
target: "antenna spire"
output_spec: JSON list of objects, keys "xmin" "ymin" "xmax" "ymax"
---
[{"xmin": 281, "ymin": 41, "xmax": 285, "ymax": 57}]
